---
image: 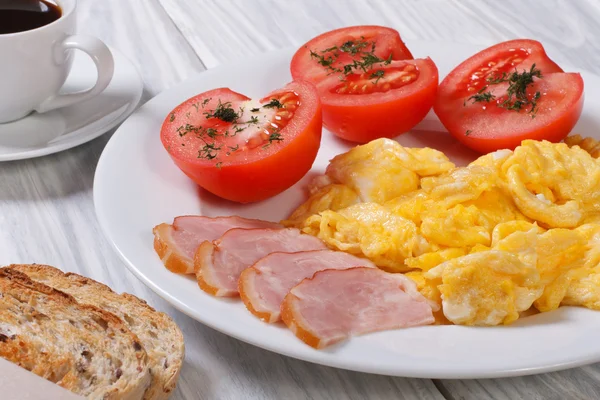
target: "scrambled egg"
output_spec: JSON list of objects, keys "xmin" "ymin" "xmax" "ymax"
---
[
  {"xmin": 427, "ymin": 228, "xmax": 542, "ymax": 326},
  {"xmin": 283, "ymin": 138, "xmax": 600, "ymax": 326},
  {"xmin": 301, "ymin": 203, "xmax": 431, "ymax": 272}
]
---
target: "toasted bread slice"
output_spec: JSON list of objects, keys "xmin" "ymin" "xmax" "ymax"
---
[
  {"xmin": 8, "ymin": 264, "xmax": 184, "ymax": 400},
  {"xmin": 0, "ymin": 268, "xmax": 151, "ymax": 399}
]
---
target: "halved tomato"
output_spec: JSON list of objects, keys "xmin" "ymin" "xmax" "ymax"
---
[
  {"xmin": 434, "ymin": 39, "xmax": 584, "ymax": 153},
  {"xmin": 291, "ymin": 26, "xmax": 436, "ymax": 143},
  {"xmin": 160, "ymin": 81, "xmax": 322, "ymax": 203}
]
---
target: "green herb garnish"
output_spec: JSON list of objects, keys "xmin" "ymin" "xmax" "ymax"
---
[
  {"xmin": 370, "ymin": 70, "xmax": 385, "ymax": 84},
  {"xmin": 263, "ymin": 131, "xmax": 284, "ymax": 149},
  {"xmin": 263, "ymin": 98, "xmax": 284, "ymax": 109},
  {"xmin": 198, "ymin": 143, "xmax": 221, "ymax": 160},
  {"xmin": 206, "ymin": 128, "xmax": 219, "ymax": 138},
  {"xmin": 204, "ymin": 100, "xmax": 239, "ymax": 122},
  {"xmin": 466, "ymin": 64, "xmax": 543, "ymax": 116},
  {"xmin": 309, "ymin": 38, "xmax": 393, "ymax": 82},
  {"xmin": 468, "ymin": 91, "xmax": 496, "ymax": 104}
]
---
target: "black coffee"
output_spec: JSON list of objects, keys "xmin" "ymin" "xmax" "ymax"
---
[{"xmin": 0, "ymin": 0, "xmax": 61, "ymax": 34}]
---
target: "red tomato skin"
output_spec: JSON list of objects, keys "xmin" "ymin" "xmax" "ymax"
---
[
  {"xmin": 161, "ymin": 82, "xmax": 323, "ymax": 204},
  {"xmin": 449, "ymin": 79, "xmax": 584, "ymax": 153},
  {"xmin": 318, "ymin": 58, "xmax": 439, "ymax": 143},
  {"xmin": 291, "ymin": 25, "xmax": 413, "ymax": 84}
]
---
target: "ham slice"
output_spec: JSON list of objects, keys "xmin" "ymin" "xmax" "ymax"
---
[
  {"xmin": 281, "ymin": 267, "xmax": 435, "ymax": 348},
  {"xmin": 153, "ymin": 216, "xmax": 281, "ymax": 274},
  {"xmin": 239, "ymin": 250, "xmax": 376, "ymax": 323},
  {"xmin": 195, "ymin": 228, "xmax": 327, "ymax": 297}
]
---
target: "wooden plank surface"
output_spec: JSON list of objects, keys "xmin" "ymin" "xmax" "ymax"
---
[{"xmin": 1, "ymin": 0, "xmax": 599, "ymax": 399}]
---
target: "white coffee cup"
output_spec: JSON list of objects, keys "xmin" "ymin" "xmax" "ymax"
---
[{"xmin": 0, "ymin": 0, "xmax": 114, "ymax": 124}]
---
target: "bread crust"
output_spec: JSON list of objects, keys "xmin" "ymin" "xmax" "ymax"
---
[
  {"xmin": 0, "ymin": 268, "xmax": 152, "ymax": 400},
  {"xmin": 7, "ymin": 264, "xmax": 185, "ymax": 400}
]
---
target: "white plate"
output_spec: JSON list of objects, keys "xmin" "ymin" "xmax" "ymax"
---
[
  {"xmin": 94, "ymin": 40, "xmax": 600, "ymax": 379},
  {"xmin": 0, "ymin": 46, "xmax": 143, "ymax": 161}
]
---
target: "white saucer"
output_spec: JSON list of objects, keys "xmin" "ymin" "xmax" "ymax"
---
[{"xmin": 0, "ymin": 46, "xmax": 143, "ymax": 161}]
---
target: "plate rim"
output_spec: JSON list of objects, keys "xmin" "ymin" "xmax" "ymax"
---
[{"xmin": 93, "ymin": 41, "xmax": 600, "ymax": 379}]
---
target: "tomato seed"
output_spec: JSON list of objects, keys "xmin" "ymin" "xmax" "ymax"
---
[
  {"xmin": 277, "ymin": 111, "xmax": 293, "ymax": 120},
  {"xmin": 246, "ymin": 136, "xmax": 263, "ymax": 149},
  {"xmin": 279, "ymin": 93, "xmax": 294, "ymax": 103}
]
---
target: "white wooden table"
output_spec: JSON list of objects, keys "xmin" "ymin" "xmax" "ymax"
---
[{"xmin": 2, "ymin": 0, "xmax": 600, "ymax": 399}]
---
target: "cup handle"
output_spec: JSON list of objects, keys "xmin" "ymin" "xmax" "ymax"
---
[{"xmin": 35, "ymin": 35, "xmax": 115, "ymax": 113}]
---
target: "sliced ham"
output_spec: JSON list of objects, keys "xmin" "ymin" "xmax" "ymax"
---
[
  {"xmin": 195, "ymin": 228, "xmax": 327, "ymax": 297},
  {"xmin": 281, "ymin": 267, "xmax": 435, "ymax": 348},
  {"xmin": 239, "ymin": 250, "xmax": 376, "ymax": 323},
  {"xmin": 153, "ymin": 216, "xmax": 281, "ymax": 274}
]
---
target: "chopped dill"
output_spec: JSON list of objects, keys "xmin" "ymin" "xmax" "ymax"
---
[
  {"xmin": 263, "ymin": 98, "xmax": 284, "ymax": 109},
  {"xmin": 198, "ymin": 143, "xmax": 221, "ymax": 160},
  {"xmin": 466, "ymin": 64, "xmax": 543, "ymax": 116},
  {"xmin": 204, "ymin": 100, "xmax": 239, "ymax": 122}
]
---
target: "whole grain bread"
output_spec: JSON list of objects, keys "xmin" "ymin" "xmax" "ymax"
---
[
  {"xmin": 0, "ymin": 268, "xmax": 151, "ymax": 399},
  {"xmin": 7, "ymin": 264, "xmax": 185, "ymax": 400}
]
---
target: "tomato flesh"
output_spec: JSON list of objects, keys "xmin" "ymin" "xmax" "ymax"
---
[
  {"xmin": 316, "ymin": 58, "xmax": 438, "ymax": 143},
  {"xmin": 434, "ymin": 39, "xmax": 583, "ymax": 153},
  {"xmin": 463, "ymin": 48, "xmax": 530, "ymax": 94},
  {"xmin": 291, "ymin": 25, "xmax": 413, "ymax": 84},
  {"xmin": 291, "ymin": 26, "xmax": 438, "ymax": 143},
  {"xmin": 161, "ymin": 81, "xmax": 322, "ymax": 203},
  {"xmin": 332, "ymin": 64, "xmax": 419, "ymax": 95}
]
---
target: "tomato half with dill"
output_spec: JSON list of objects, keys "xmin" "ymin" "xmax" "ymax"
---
[
  {"xmin": 291, "ymin": 25, "xmax": 438, "ymax": 143},
  {"xmin": 160, "ymin": 81, "xmax": 322, "ymax": 203},
  {"xmin": 434, "ymin": 39, "xmax": 584, "ymax": 153}
]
